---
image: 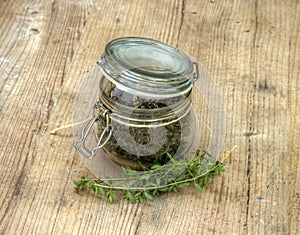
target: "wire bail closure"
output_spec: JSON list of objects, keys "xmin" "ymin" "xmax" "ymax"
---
[
  {"xmin": 193, "ymin": 62, "xmax": 199, "ymax": 81},
  {"xmin": 73, "ymin": 102, "xmax": 112, "ymax": 160}
]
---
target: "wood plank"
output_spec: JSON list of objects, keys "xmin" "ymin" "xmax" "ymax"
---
[
  {"xmin": 0, "ymin": 0, "xmax": 93, "ymax": 233},
  {"xmin": 0, "ymin": 0, "xmax": 299, "ymax": 234},
  {"xmin": 243, "ymin": 1, "xmax": 300, "ymax": 234}
]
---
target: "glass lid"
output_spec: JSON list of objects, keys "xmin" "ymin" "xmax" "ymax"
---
[{"xmin": 98, "ymin": 37, "xmax": 195, "ymax": 98}]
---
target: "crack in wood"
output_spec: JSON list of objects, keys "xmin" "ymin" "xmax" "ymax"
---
[
  {"xmin": 244, "ymin": 135, "xmax": 252, "ymax": 227},
  {"xmin": 131, "ymin": 204, "xmax": 143, "ymax": 235},
  {"xmin": 244, "ymin": 0, "xmax": 259, "ymax": 228},
  {"xmin": 176, "ymin": 0, "xmax": 185, "ymax": 48}
]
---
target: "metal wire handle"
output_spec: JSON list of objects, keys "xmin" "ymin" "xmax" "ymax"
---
[
  {"xmin": 193, "ymin": 62, "xmax": 199, "ymax": 81},
  {"xmin": 73, "ymin": 102, "xmax": 112, "ymax": 160}
]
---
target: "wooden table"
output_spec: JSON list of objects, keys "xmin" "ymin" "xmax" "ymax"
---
[{"xmin": 0, "ymin": 0, "xmax": 299, "ymax": 234}]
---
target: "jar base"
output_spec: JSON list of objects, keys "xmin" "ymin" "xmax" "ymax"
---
[{"xmin": 103, "ymin": 149, "xmax": 143, "ymax": 171}]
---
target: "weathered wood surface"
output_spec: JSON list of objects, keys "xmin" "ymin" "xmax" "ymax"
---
[{"xmin": 0, "ymin": 0, "xmax": 299, "ymax": 234}]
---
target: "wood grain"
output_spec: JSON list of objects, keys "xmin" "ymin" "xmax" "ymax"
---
[{"xmin": 0, "ymin": 0, "xmax": 299, "ymax": 234}]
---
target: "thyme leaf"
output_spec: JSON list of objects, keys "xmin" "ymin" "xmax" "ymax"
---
[{"xmin": 73, "ymin": 146, "xmax": 235, "ymax": 203}]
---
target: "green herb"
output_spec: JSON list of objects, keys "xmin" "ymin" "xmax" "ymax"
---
[{"xmin": 73, "ymin": 146, "xmax": 235, "ymax": 203}]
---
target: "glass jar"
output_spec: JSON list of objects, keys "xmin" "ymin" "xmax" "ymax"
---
[{"xmin": 74, "ymin": 37, "xmax": 201, "ymax": 170}]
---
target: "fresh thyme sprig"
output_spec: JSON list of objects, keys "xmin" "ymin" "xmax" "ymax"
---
[{"xmin": 73, "ymin": 146, "xmax": 235, "ymax": 203}]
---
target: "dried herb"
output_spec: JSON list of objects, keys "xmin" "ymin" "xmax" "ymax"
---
[
  {"xmin": 73, "ymin": 146, "xmax": 235, "ymax": 203},
  {"xmin": 97, "ymin": 82, "xmax": 193, "ymax": 169}
]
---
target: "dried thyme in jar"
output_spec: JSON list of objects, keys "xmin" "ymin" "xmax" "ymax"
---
[
  {"xmin": 74, "ymin": 37, "xmax": 199, "ymax": 170},
  {"xmin": 95, "ymin": 78, "xmax": 195, "ymax": 169}
]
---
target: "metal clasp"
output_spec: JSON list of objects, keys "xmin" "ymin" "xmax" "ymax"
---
[
  {"xmin": 193, "ymin": 62, "xmax": 199, "ymax": 81},
  {"xmin": 73, "ymin": 102, "xmax": 112, "ymax": 160}
]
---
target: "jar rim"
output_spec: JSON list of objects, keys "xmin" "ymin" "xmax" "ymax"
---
[{"xmin": 98, "ymin": 37, "xmax": 195, "ymax": 98}]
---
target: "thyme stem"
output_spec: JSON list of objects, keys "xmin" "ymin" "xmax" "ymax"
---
[{"xmin": 73, "ymin": 146, "xmax": 236, "ymax": 203}]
